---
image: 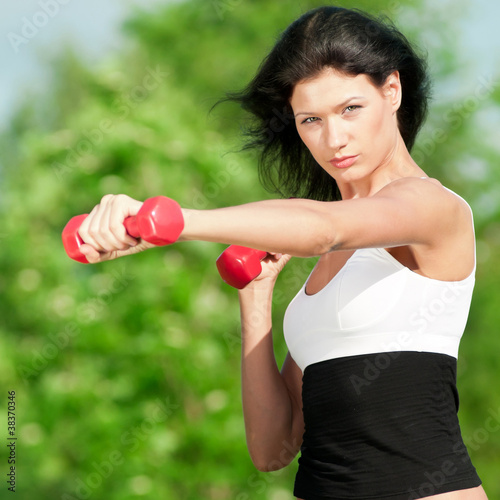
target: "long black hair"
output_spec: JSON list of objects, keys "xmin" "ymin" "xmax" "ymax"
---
[{"xmin": 224, "ymin": 6, "xmax": 432, "ymax": 201}]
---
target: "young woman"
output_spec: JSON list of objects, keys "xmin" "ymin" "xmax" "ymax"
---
[{"xmin": 75, "ymin": 6, "xmax": 488, "ymax": 500}]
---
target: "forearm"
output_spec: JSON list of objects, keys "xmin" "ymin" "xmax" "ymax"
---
[
  {"xmin": 180, "ymin": 198, "xmax": 333, "ymax": 257},
  {"xmin": 239, "ymin": 286, "xmax": 296, "ymax": 470}
]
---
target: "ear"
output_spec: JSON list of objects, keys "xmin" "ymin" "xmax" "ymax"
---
[{"xmin": 383, "ymin": 71, "xmax": 402, "ymax": 113}]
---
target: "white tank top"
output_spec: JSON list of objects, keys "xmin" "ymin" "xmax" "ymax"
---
[{"xmin": 284, "ymin": 237, "xmax": 475, "ymax": 373}]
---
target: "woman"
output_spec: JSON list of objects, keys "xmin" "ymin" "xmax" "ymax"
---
[{"xmin": 76, "ymin": 6, "xmax": 487, "ymax": 500}]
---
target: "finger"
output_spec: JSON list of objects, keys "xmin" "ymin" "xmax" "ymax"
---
[
  {"xmin": 267, "ymin": 252, "xmax": 283, "ymax": 260},
  {"xmin": 279, "ymin": 254, "xmax": 293, "ymax": 267},
  {"xmin": 107, "ymin": 195, "xmax": 142, "ymax": 247},
  {"xmin": 86, "ymin": 202, "xmax": 125, "ymax": 253},
  {"xmin": 79, "ymin": 195, "xmax": 137, "ymax": 252},
  {"xmin": 78, "ymin": 204, "xmax": 107, "ymax": 252},
  {"xmin": 100, "ymin": 199, "xmax": 137, "ymax": 251},
  {"xmin": 82, "ymin": 238, "xmax": 155, "ymax": 264},
  {"xmin": 273, "ymin": 253, "xmax": 292, "ymax": 273},
  {"xmin": 79, "ymin": 243, "xmax": 110, "ymax": 263}
]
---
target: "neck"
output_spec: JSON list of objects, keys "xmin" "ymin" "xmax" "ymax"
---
[{"xmin": 336, "ymin": 135, "xmax": 425, "ymax": 200}]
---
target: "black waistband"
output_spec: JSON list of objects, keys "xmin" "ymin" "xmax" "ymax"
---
[{"xmin": 294, "ymin": 351, "xmax": 481, "ymax": 500}]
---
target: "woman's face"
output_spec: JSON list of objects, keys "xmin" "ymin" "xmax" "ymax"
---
[{"xmin": 290, "ymin": 68, "xmax": 402, "ymax": 187}]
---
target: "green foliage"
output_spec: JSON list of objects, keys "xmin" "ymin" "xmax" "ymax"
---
[{"xmin": 1, "ymin": 0, "xmax": 499, "ymax": 499}]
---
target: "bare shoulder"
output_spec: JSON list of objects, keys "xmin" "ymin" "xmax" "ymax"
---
[
  {"xmin": 375, "ymin": 176, "xmax": 473, "ymax": 229},
  {"xmin": 325, "ymin": 176, "xmax": 473, "ymax": 273},
  {"xmin": 376, "ymin": 176, "xmax": 449, "ymax": 199},
  {"xmin": 375, "ymin": 177, "xmax": 475, "ymax": 280}
]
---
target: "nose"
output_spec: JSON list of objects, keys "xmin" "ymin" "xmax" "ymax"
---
[{"xmin": 323, "ymin": 118, "xmax": 347, "ymax": 152}]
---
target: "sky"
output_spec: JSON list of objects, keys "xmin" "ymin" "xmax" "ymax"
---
[
  {"xmin": 0, "ymin": 0, "xmax": 170, "ymax": 131},
  {"xmin": 1, "ymin": 0, "xmax": 499, "ymax": 132}
]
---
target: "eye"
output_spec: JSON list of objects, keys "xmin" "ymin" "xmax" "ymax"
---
[
  {"xmin": 301, "ymin": 116, "xmax": 320, "ymax": 124},
  {"xmin": 344, "ymin": 105, "xmax": 361, "ymax": 114}
]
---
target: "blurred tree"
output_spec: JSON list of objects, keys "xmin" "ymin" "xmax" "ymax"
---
[{"xmin": 1, "ymin": 0, "xmax": 498, "ymax": 499}]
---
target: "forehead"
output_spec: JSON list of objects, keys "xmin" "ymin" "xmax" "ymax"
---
[{"xmin": 290, "ymin": 68, "xmax": 380, "ymax": 107}]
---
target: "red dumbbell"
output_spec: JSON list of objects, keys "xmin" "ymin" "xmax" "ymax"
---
[
  {"xmin": 216, "ymin": 245, "xmax": 268, "ymax": 289},
  {"xmin": 62, "ymin": 196, "xmax": 184, "ymax": 263}
]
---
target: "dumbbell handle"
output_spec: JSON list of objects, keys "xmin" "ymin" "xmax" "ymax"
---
[
  {"xmin": 62, "ymin": 196, "xmax": 184, "ymax": 263},
  {"xmin": 62, "ymin": 214, "xmax": 141, "ymax": 263},
  {"xmin": 216, "ymin": 245, "xmax": 268, "ymax": 289}
]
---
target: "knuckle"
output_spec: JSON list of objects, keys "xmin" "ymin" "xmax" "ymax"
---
[
  {"xmin": 100, "ymin": 194, "xmax": 114, "ymax": 204},
  {"xmin": 114, "ymin": 194, "xmax": 130, "ymax": 205},
  {"xmin": 86, "ymin": 225, "xmax": 99, "ymax": 239},
  {"xmin": 109, "ymin": 221, "xmax": 124, "ymax": 234},
  {"xmin": 77, "ymin": 222, "xmax": 88, "ymax": 239}
]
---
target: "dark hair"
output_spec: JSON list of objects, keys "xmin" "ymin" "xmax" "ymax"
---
[{"xmin": 225, "ymin": 6, "xmax": 432, "ymax": 201}]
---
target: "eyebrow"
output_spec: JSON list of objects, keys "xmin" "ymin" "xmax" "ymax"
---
[{"xmin": 293, "ymin": 96, "xmax": 366, "ymax": 117}]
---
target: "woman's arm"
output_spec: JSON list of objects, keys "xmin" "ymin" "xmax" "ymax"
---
[
  {"xmin": 179, "ymin": 177, "xmax": 466, "ymax": 253},
  {"xmin": 237, "ymin": 255, "xmax": 304, "ymax": 471},
  {"xmin": 77, "ymin": 177, "xmax": 471, "ymax": 265}
]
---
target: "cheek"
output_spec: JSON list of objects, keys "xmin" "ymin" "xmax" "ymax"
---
[
  {"xmin": 297, "ymin": 127, "xmax": 319, "ymax": 154},
  {"xmin": 365, "ymin": 105, "xmax": 395, "ymax": 147},
  {"xmin": 295, "ymin": 126, "xmax": 307, "ymax": 145}
]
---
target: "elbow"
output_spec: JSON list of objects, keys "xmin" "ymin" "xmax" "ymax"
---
[
  {"xmin": 251, "ymin": 455, "xmax": 290, "ymax": 473},
  {"xmin": 314, "ymin": 228, "xmax": 341, "ymax": 256},
  {"xmin": 248, "ymin": 447, "xmax": 279, "ymax": 472},
  {"xmin": 285, "ymin": 204, "xmax": 339, "ymax": 257},
  {"xmin": 248, "ymin": 440, "xmax": 299, "ymax": 472},
  {"xmin": 309, "ymin": 209, "xmax": 342, "ymax": 256},
  {"xmin": 297, "ymin": 226, "xmax": 336, "ymax": 257},
  {"xmin": 315, "ymin": 237, "xmax": 339, "ymax": 256},
  {"xmin": 252, "ymin": 456, "xmax": 272, "ymax": 472}
]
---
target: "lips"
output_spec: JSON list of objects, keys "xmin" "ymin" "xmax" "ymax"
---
[{"xmin": 329, "ymin": 155, "xmax": 359, "ymax": 169}]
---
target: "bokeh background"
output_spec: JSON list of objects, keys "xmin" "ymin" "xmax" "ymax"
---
[{"xmin": 1, "ymin": 0, "xmax": 499, "ymax": 499}]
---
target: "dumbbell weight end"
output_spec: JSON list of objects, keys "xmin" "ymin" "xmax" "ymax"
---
[{"xmin": 216, "ymin": 245, "xmax": 268, "ymax": 289}]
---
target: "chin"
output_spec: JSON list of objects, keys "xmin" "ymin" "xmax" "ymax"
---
[{"xmin": 336, "ymin": 165, "xmax": 372, "ymax": 180}]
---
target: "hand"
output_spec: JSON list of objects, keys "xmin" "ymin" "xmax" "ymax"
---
[
  {"xmin": 242, "ymin": 252, "xmax": 292, "ymax": 291},
  {"xmin": 77, "ymin": 194, "xmax": 157, "ymax": 263}
]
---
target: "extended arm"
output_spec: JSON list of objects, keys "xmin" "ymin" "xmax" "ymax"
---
[
  {"xmin": 76, "ymin": 177, "xmax": 473, "ymax": 282},
  {"xmin": 179, "ymin": 177, "xmax": 465, "ymax": 253}
]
